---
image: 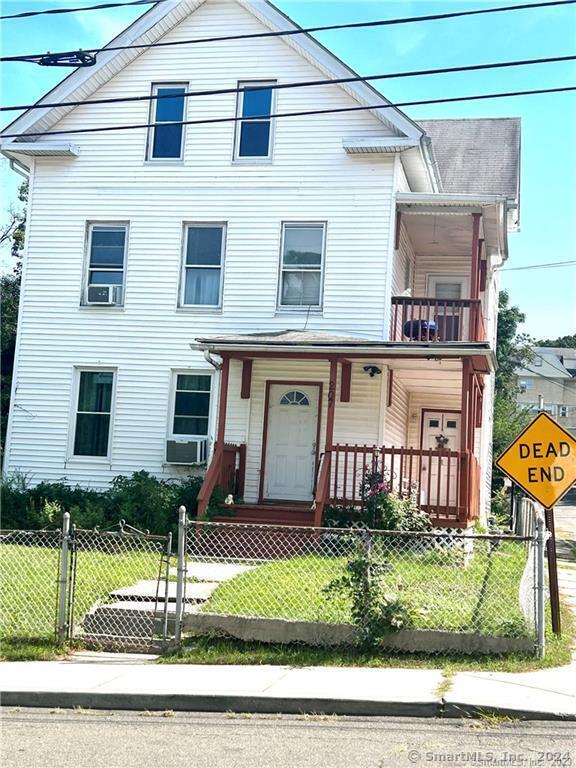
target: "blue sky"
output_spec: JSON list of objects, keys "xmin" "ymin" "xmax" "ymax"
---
[{"xmin": 1, "ymin": 0, "xmax": 575, "ymax": 338}]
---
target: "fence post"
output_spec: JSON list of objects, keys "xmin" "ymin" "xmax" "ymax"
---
[
  {"xmin": 174, "ymin": 505, "xmax": 187, "ymax": 645},
  {"xmin": 535, "ymin": 511, "xmax": 547, "ymax": 659},
  {"xmin": 57, "ymin": 512, "xmax": 71, "ymax": 644}
]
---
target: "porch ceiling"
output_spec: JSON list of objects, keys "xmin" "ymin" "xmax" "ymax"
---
[
  {"xmin": 390, "ymin": 358, "xmax": 462, "ymax": 396},
  {"xmin": 399, "ymin": 211, "xmax": 478, "ymax": 258}
]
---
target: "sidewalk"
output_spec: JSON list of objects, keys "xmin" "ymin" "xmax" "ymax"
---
[{"xmin": 1, "ymin": 654, "xmax": 575, "ymax": 720}]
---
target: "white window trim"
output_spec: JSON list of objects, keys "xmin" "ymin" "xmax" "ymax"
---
[
  {"xmin": 179, "ymin": 223, "xmax": 226, "ymax": 309},
  {"xmin": 167, "ymin": 369, "xmax": 215, "ymax": 442},
  {"xmin": 145, "ymin": 82, "xmax": 188, "ymax": 163},
  {"xmin": 81, "ymin": 222, "xmax": 129, "ymax": 307},
  {"xmin": 277, "ymin": 221, "xmax": 326, "ymax": 311},
  {"xmin": 233, "ymin": 80, "xmax": 277, "ymax": 163},
  {"xmin": 68, "ymin": 366, "xmax": 117, "ymax": 463},
  {"xmin": 425, "ymin": 274, "xmax": 470, "ymax": 300}
]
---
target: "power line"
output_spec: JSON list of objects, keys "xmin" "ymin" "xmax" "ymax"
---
[
  {"xmin": 532, "ymin": 350, "xmax": 574, "ymax": 378},
  {"xmin": 2, "ymin": 84, "xmax": 575, "ymax": 141},
  {"xmin": 2, "ymin": 54, "xmax": 574, "ymax": 113},
  {"xmin": 2, "ymin": 0, "xmax": 575, "ymax": 64},
  {"xmin": 0, "ymin": 0, "xmax": 162, "ymax": 20},
  {"xmin": 500, "ymin": 260, "xmax": 576, "ymax": 271},
  {"xmin": 521, "ymin": 366, "xmax": 576, "ymax": 399}
]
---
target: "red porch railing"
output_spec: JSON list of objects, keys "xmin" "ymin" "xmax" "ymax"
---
[
  {"xmin": 329, "ymin": 444, "xmax": 480, "ymax": 527},
  {"xmin": 390, "ymin": 297, "xmax": 486, "ymax": 343},
  {"xmin": 197, "ymin": 442, "xmax": 246, "ymax": 518}
]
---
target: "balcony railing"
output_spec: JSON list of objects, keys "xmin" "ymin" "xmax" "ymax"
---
[
  {"xmin": 329, "ymin": 444, "xmax": 480, "ymax": 526},
  {"xmin": 391, "ymin": 297, "xmax": 486, "ymax": 343}
]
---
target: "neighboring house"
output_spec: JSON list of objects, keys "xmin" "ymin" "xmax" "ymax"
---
[
  {"xmin": 0, "ymin": 0, "xmax": 521, "ymax": 530},
  {"xmin": 517, "ymin": 348, "xmax": 576, "ymax": 436}
]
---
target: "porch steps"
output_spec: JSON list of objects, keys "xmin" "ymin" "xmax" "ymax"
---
[{"xmin": 213, "ymin": 504, "xmax": 316, "ymax": 527}]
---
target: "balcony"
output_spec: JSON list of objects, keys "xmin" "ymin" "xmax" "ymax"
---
[{"xmin": 390, "ymin": 297, "xmax": 486, "ymax": 344}]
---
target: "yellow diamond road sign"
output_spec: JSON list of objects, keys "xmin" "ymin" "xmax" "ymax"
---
[{"xmin": 496, "ymin": 411, "xmax": 576, "ymax": 508}]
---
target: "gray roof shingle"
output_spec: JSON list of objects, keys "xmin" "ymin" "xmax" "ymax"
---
[{"xmin": 417, "ymin": 118, "xmax": 521, "ymax": 201}]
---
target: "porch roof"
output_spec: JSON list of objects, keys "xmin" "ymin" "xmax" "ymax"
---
[{"xmin": 192, "ymin": 330, "xmax": 494, "ymax": 368}]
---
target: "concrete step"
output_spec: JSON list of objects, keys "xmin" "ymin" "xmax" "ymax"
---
[{"xmin": 109, "ymin": 580, "xmax": 218, "ymax": 603}]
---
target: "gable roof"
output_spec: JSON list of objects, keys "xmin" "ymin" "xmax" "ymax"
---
[
  {"xmin": 1, "ymin": 0, "xmax": 425, "ymax": 145},
  {"xmin": 417, "ymin": 118, "xmax": 520, "ymax": 201}
]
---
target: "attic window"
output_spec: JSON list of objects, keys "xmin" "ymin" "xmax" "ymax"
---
[
  {"xmin": 147, "ymin": 83, "xmax": 187, "ymax": 161},
  {"xmin": 234, "ymin": 81, "xmax": 276, "ymax": 160}
]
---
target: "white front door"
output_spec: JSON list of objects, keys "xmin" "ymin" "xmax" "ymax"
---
[
  {"xmin": 421, "ymin": 411, "xmax": 461, "ymax": 507},
  {"xmin": 426, "ymin": 275, "xmax": 469, "ymax": 341},
  {"xmin": 263, "ymin": 384, "xmax": 319, "ymax": 501}
]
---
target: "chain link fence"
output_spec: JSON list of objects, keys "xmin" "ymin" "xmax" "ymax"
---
[
  {"xmin": 0, "ymin": 528, "xmax": 62, "ymax": 641},
  {"xmin": 0, "ymin": 511, "xmax": 548, "ymax": 657},
  {"xmin": 0, "ymin": 520, "xmax": 172, "ymax": 651},
  {"xmin": 69, "ymin": 526, "xmax": 172, "ymax": 650},
  {"xmin": 184, "ymin": 520, "xmax": 541, "ymax": 653}
]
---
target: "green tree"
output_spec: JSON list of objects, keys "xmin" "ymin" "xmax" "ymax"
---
[
  {"xmin": 1, "ymin": 181, "xmax": 27, "ymax": 454},
  {"xmin": 537, "ymin": 333, "xmax": 576, "ymax": 348},
  {"xmin": 492, "ymin": 290, "xmax": 534, "ymax": 489}
]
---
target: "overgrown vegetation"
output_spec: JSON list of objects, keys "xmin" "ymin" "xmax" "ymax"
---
[
  {"xmin": 324, "ymin": 470, "xmax": 432, "ymax": 532},
  {"xmin": 1, "ymin": 470, "xmax": 202, "ymax": 535},
  {"xmin": 492, "ymin": 290, "xmax": 534, "ymax": 493}
]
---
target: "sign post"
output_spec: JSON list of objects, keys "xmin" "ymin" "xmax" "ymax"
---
[{"xmin": 496, "ymin": 412, "xmax": 576, "ymax": 637}]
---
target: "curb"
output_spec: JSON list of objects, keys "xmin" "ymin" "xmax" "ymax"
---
[
  {"xmin": 2, "ymin": 691, "xmax": 575, "ymax": 720},
  {"xmin": 0, "ymin": 691, "xmax": 440, "ymax": 717}
]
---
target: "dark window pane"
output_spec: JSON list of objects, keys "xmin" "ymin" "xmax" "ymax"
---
[
  {"xmin": 281, "ymin": 271, "xmax": 320, "ymax": 306},
  {"xmin": 184, "ymin": 268, "xmax": 220, "ymax": 305},
  {"xmin": 242, "ymin": 87, "xmax": 272, "ymax": 118},
  {"xmin": 155, "ymin": 88, "xmax": 185, "ymax": 122},
  {"xmin": 283, "ymin": 227, "xmax": 323, "ymax": 266},
  {"xmin": 74, "ymin": 413, "xmax": 110, "ymax": 456},
  {"xmin": 175, "ymin": 391, "xmax": 210, "ymax": 417},
  {"xmin": 90, "ymin": 228, "xmax": 125, "ymax": 268},
  {"xmin": 77, "ymin": 371, "xmax": 113, "ymax": 413},
  {"xmin": 186, "ymin": 227, "xmax": 223, "ymax": 266},
  {"xmin": 239, "ymin": 121, "xmax": 270, "ymax": 157},
  {"xmin": 177, "ymin": 374, "xmax": 211, "ymax": 392},
  {"xmin": 89, "ymin": 271, "xmax": 124, "ymax": 285},
  {"xmin": 173, "ymin": 416, "xmax": 209, "ymax": 436},
  {"xmin": 152, "ymin": 124, "xmax": 183, "ymax": 159}
]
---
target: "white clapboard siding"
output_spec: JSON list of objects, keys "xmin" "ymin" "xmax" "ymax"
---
[
  {"xmin": 391, "ymin": 221, "xmax": 416, "ymax": 297},
  {"xmin": 228, "ymin": 359, "xmax": 384, "ymax": 503},
  {"xmin": 384, "ymin": 376, "xmax": 409, "ymax": 447},
  {"xmin": 413, "ymin": 254, "xmax": 472, "ymax": 296},
  {"xmin": 5, "ymin": 0, "xmax": 405, "ymax": 486}
]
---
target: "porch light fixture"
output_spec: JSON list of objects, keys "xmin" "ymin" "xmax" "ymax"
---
[{"xmin": 363, "ymin": 365, "xmax": 382, "ymax": 378}]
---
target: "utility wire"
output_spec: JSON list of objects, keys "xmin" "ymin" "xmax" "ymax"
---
[
  {"xmin": 2, "ymin": 54, "xmax": 574, "ymax": 113},
  {"xmin": 532, "ymin": 350, "xmax": 574, "ymax": 378},
  {"xmin": 2, "ymin": 84, "xmax": 575, "ymax": 140},
  {"xmin": 500, "ymin": 260, "xmax": 576, "ymax": 271},
  {"xmin": 2, "ymin": 0, "xmax": 575, "ymax": 63},
  {"xmin": 0, "ymin": 0, "xmax": 162, "ymax": 20}
]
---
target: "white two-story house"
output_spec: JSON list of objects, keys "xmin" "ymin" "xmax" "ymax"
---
[{"xmin": 1, "ymin": 0, "xmax": 520, "ymax": 530}]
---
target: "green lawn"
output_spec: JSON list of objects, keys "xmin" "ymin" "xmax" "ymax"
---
[
  {"xmin": 0, "ymin": 543, "xmax": 161, "ymax": 647},
  {"xmin": 203, "ymin": 541, "xmax": 532, "ymax": 637}
]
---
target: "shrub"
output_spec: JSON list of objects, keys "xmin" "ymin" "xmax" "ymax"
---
[{"xmin": 0, "ymin": 470, "xmax": 203, "ymax": 535}]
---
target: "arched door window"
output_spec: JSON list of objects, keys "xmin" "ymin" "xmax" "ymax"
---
[{"xmin": 280, "ymin": 390, "xmax": 310, "ymax": 406}]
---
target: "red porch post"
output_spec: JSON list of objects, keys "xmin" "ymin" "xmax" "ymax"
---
[
  {"xmin": 470, "ymin": 213, "xmax": 482, "ymax": 340},
  {"xmin": 313, "ymin": 356, "xmax": 338, "ymax": 527},
  {"xmin": 216, "ymin": 354, "xmax": 230, "ymax": 449}
]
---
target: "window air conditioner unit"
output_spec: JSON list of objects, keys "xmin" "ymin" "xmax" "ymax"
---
[
  {"xmin": 86, "ymin": 285, "xmax": 122, "ymax": 305},
  {"xmin": 166, "ymin": 438, "xmax": 207, "ymax": 465}
]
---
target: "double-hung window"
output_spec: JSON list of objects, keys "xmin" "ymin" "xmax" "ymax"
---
[
  {"xmin": 181, "ymin": 224, "xmax": 225, "ymax": 307},
  {"xmin": 235, "ymin": 81, "xmax": 276, "ymax": 160},
  {"xmin": 278, "ymin": 223, "xmax": 325, "ymax": 308},
  {"xmin": 72, "ymin": 370, "xmax": 115, "ymax": 458},
  {"xmin": 171, "ymin": 373, "xmax": 212, "ymax": 439},
  {"xmin": 85, "ymin": 224, "xmax": 127, "ymax": 305},
  {"xmin": 147, "ymin": 83, "xmax": 187, "ymax": 160}
]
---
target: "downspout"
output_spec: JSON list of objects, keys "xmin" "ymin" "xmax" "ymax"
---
[
  {"xmin": 203, "ymin": 349, "xmax": 222, "ymax": 371},
  {"xmin": 420, "ymin": 135, "xmax": 442, "ymax": 193},
  {"xmin": 9, "ymin": 157, "xmax": 29, "ymax": 179}
]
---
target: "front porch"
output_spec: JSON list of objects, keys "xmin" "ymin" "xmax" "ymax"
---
[{"xmin": 194, "ymin": 333, "xmax": 490, "ymax": 529}]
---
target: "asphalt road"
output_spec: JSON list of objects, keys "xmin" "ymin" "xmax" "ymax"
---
[{"xmin": 1, "ymin": 708, "xmax": 574, "ymax": 768}]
